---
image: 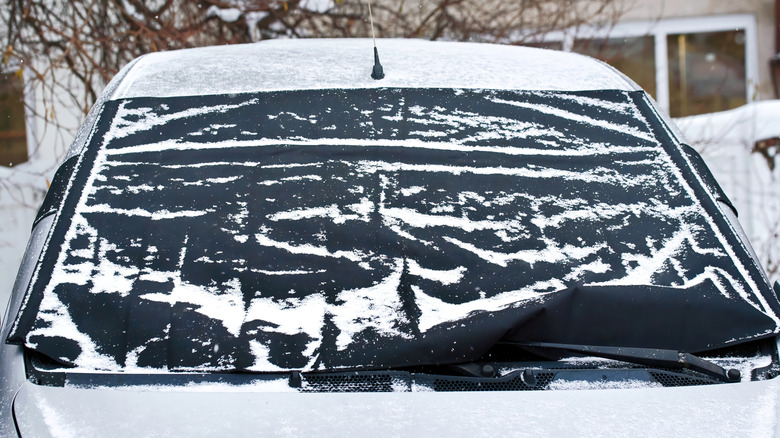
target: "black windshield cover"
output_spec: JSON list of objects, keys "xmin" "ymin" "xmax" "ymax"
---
[{"xmin": 9, "ymin": 88, "xmax": 780, "ymax": 372}]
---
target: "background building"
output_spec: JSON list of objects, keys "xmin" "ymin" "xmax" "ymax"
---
[{"xmin": 543, "ymin": 0, "xmax": 775, "ymax": 115}]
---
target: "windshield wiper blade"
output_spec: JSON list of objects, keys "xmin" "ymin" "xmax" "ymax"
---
[{"xmin": 507, "ymin": 342, "xmax": 741, "ymax": 383}]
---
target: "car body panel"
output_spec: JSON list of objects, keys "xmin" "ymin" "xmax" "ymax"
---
[{"xmin": 11, "ymin": 377, "xmax": 780, "ymax": 437}]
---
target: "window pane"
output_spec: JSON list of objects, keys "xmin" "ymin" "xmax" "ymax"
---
[
  {"xmin": 0, "ymin": 72, "xmax": 27, "ymax": 167},
  {"xmin": 667, "ymin": 30, "xmax": 746, "ymax": 117},
  {"xmin": 572, "ymin": 36, "xmax": 656, "ymax": 97}
]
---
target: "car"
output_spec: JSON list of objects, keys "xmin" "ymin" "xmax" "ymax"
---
[{"xmin": 2, "ymin": 38, "xmax": 780, "ymax": 436}]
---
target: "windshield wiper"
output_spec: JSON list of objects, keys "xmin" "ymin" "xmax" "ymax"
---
[{"xmin": 505, "ymin": 341, "xmax": 741, "ymax": 383}]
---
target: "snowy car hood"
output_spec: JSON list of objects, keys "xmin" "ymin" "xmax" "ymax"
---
[
  {"xmin": 11, "ymin": 378, "xmax": 780, "ymax": 437},
  {"xmin": 110, "ymin": 38, "xmax": 637, "ymax": 99}
]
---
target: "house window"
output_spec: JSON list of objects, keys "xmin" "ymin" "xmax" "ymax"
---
[
  {"xmin": 572, "ymin": 36, "xmax": 656, "ymax": 97},
  {"xmin": 667, "ymin": 30, "xmax": 746, "ymax": 117},
  {"xmin": 559, "ymin": 15, "xmax": 757, "ymax": 117},
  {"xmin": 0, "ymin": 72, "xmax": 28, "ymax": 167}
]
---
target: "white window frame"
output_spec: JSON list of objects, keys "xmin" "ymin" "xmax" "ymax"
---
[{"xmin": 550, "ymin": 14, "xmax": 759, "ymax": 115}]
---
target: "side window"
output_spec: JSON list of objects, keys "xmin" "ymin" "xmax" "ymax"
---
[{"xmin": 0, "ymin": 71, "xmax": 28, "ymax": 167}]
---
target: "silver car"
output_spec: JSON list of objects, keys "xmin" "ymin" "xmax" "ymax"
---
[{"xmin": 2, "ymin": 39, "xmax": 780, "ymax": 436}]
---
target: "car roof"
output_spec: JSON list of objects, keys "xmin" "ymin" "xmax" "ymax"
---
[{"xmin": 111, "ymin": 38, "xmax": 638, "ymax": 99}]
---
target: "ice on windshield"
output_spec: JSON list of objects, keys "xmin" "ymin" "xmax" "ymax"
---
[{"xmin": 9, "ymin": 88, "xmax": 779, "ymax": 372}]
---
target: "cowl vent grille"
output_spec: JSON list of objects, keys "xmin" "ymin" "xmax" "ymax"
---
[{"xmin": 294, "ymin": 368, "xmax": 724, "ymax": 392}]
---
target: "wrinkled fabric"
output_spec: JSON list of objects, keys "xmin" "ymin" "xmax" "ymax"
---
[{"xmin": 9, "ymin": 88, "xmax": 779, "ymax": 372}]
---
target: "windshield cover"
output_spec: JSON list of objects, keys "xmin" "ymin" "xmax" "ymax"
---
[{"xmin": 8, "ymin": 88, "xmax": 780, "ymax": 372}]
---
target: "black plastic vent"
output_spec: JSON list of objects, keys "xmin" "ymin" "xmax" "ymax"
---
[
  {"xmin": 297, "ymin": 370, "xmax": 560, "ymax": 392},
  {"xmin": 649, "ymin": 370, "xmax": 717, "ymax": 387},
  {"xmin": 428, "ymin": 372, "xmax": 555, "ymax": 392},
  {"xmin": 301, "ymin": 372, "xmax": 410, "ymax": 392}
]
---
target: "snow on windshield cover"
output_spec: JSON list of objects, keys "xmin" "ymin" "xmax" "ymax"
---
[{"xmin": 9, "ymin": 88, "xmax": 780, "ymax": 373}]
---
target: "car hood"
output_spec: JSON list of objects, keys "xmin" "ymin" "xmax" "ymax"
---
[{"xmin": 12, "ymin": 379, "xmax": 780, "ymax": 437}]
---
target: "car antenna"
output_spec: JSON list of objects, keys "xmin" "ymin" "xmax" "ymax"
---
[{"xmin": 367, "ymin": 0, "xmax": 384, "ymax": 80}]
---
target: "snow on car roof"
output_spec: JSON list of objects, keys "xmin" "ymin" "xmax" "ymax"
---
[{"xmin": 111, "ymin": 38, "xmax": 638, "ymax": 99}]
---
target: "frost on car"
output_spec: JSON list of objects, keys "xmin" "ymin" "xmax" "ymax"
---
[{"xmin": 7, "ymin": 86, "xmax": 780, "ymax": 373}]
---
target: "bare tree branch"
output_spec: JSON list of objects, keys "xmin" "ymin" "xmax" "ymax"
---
[{"xmin": 2, "ymin": 0, "xmax": 626, "ymax": 123}]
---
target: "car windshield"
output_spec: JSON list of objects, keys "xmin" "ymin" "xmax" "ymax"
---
[{"xmin": 8, "ymin": 88, "xmax": 780, "ymax": 373}]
